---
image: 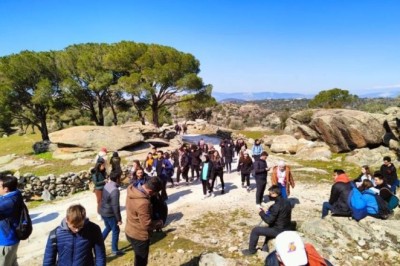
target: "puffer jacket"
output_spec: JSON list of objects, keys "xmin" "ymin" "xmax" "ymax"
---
[
  {"xmin": 0, "ymin": 190, "xmax": 23, "ymax": 246},
  {"xmin": 259, "ymin": 196, "xmax": 292, "ymax": 230},
  {"xmin": 42, "ymin": 218, "xmax": 106, "ymax": 266}
]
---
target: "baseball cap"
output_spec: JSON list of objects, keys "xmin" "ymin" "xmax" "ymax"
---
[{"xmin": 275, "ymin": 231, "xmax": 307, "ymax": 266}]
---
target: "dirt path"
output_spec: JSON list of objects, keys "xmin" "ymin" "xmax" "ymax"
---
[{"xmin": 18, "ymin": 154, "xmax": 330, "ymax": 265}]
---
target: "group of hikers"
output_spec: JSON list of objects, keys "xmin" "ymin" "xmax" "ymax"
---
[{"xmin": 1, "ymin": 136, "xmax": 399, "ymax": 266}]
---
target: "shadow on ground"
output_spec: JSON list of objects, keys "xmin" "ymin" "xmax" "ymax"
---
[
  {"xmin": 166, "ymin": 189, "xmax": 192, "ymax": 204},
  {"xmin": 32, "ymin": 212, "xmax": 59, "ymax": 224}
]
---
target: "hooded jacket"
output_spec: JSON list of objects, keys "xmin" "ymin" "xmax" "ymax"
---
[
  {"xmin": 43, "ymin": 218, "xmax": 106, "ymax": 266},
  {"xmin": 125, "ymin": 184, "xmax": 162, "ymax": 241},
  {"xmin": 329, "ymin": 174, "xmax": 352, "ymax": 215},
  {"xmin": 0, "ymin": 190, "xmax": 23, "ymax": 246}
]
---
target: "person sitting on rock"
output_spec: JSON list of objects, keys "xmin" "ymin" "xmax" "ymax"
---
[
  {"xmin": 265, "ymin": 231, "xmax": 333, "ymax": 266},
  {"xmin": 380, "ymin": 156, "xmax": 398, "ymax": 194},
  {"xmin": 358, "ymin": 179, "xmax": 379, "ymax": 217},
  {"xmin": 352, "ymin": 165, "xmax": 374, "ymax": 188},
  {"xmin": 242, "ymin": 185, "xmax": 292, "ymax": 256},
  {"xmin": 373, "ymin": 171, "xmax": 399, "ymax": 210},
  {"xmin": 271, "ymin": 161, "xmax": 295, "ymax": 199},
  {"xmin": 321, "ymin": 169, "xmax": 352, "ymax": 219}
]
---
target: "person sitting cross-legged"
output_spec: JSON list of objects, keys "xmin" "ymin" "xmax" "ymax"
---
[{"xmin": 242, "ymin": 185, "xmax": 292, "ymax": 256}]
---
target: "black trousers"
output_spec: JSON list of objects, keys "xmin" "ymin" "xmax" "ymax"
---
[
  {"xmin": 255, "ymin": 177, "xmax": 267, "ymax": 205},
  {"xmin": 249, "ymin": 226, "xmax": 281, "ymax": 252},
  {"xmin": 191, "ymin": 164, "xmax": 200, "ymax": 180},
  {"xmin": 211, "ymin": 170, "xmax": 225, "ymax": 191},
  {"xmin": 176, "ymin": 167, "xmax": 189, "ymax": 183},
  {"xmin": 126, "ymin": 234, "xmax": 150, "ymax": 266},
  {"xmin": 241, "ymin": 173, "xmax": 251, "ymax": 187}
]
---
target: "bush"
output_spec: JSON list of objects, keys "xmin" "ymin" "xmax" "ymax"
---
[{"xmin": 293, "ymin": 109, "xmax": 314, "ymax": 124}]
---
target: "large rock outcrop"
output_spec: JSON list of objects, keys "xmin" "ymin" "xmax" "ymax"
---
[
  {"xmin": 49, "ymin": 126, "xmax": 144, "ymax": 151},
  {"xmin": 285, "ymin": 109, "xmax": 385, "ymax": 153}
]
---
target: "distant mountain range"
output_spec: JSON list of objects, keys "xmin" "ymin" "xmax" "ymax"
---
[{"xmin": 212, "ymin": 89, "xmax": 400, "ymax": 102}]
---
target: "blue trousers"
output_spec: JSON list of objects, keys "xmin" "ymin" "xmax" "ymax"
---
[
  {"xmin": 102, "ymin": 216, "xmax": 120, "ymax": 253},
  {"xmin": 321, "ymin": 202, "xmax": 332, "ymax": 218},
  {"xmin": 278, "ymin": 183, "xmax": 287, "ymax": 199}
]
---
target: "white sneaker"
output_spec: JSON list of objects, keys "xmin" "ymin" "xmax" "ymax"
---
[
  {"xmin": 247, "ymin": 186, "xmax": 251, "ymax": 191},
  {"xmin": 256, "ymin": 204, "xmax": 262, "ymax": 209},
  {"xmin": 202, "ymin": 195, "xmax": 207, "ymax": 200}
]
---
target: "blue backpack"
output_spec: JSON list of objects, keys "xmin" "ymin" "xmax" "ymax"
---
[{"xmin": 347, "ymin": 183, "xmax": 368, "ymax": 221}]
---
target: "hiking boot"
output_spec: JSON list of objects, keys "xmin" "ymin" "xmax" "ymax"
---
[{"xmin": 241, "ymin": 249, "xmax": 256, "ymax": 256}]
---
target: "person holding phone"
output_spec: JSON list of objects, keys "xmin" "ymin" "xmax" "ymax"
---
[{"xmin": 242, "ymin": 185, "xmax": 293, "ymax": 256}]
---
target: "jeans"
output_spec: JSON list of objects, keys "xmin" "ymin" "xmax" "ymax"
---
[
  {"xmin": 126, "ymin": 235, "xmax": 150, "ymax": 266},
  {"xmin": 249, "ymin": 226, "xmax": 281, "ymax": 253},
  {"xmin": 278, "ymin": 183, "xmax": 287, "ymax": 199},
  {"xmin": 322, "ymin": 202, "xmax": 332, "ymax": 218},
  {"xmin": 102, "ymin": 216, "xmax": 120, "ymax": 252}
]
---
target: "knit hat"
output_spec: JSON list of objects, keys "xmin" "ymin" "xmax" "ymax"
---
[{"xmin": 275, "ymin": 231, "xmax": 307, "ymax": 266}]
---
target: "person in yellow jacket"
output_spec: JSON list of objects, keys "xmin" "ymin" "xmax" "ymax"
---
[{"xmin": 271, "ymin": 161, "xmax": 295, "ymax": 199}]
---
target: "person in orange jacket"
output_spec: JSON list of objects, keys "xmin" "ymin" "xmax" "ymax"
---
[{"xmin": 271, "ymin": 161, "xmax": 295, "ymax": 199}]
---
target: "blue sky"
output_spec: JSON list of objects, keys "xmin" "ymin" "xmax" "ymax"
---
[{"xmin": 1, "ymin": 0, "xmax": 399, "ymax": 95}]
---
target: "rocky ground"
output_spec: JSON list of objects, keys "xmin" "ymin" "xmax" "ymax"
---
[{"xmin": 17, "ymin": 148, "xmax": 400, "ymax": 266}]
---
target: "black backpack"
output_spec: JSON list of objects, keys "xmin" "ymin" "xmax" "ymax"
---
[
  {"xmin": 374, "ymin": 194, "xmax": 392, "ymax": 219},
  {"xmin": 15, "ymin": 201, "xmax": 33, "ymax": 240}
]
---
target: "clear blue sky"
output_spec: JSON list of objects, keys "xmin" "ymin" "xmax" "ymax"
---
[{"xmin": 1, "ymin": 0, "xmax": 399, "ymax": 95}]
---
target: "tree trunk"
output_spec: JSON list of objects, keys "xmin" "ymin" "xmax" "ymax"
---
[
  {"xmin": 151, "ymin": 103, "xmax": 159, "ymax": 128},
  {"xmin": 39, "ymin": 118, "xmax": 49, "ymax": 141}
]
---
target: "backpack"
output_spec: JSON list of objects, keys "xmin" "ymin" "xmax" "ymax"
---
[
  {"xmin": 374, "ymin": 193, "xmax": 392, "ymax": 219},
  {"xmin": 347, "ymin": 184, "xmax": 368, "ymax": 221},
  {"xmin": 15, "ymin": 201, "xmax": 33, "ymax": 240}
]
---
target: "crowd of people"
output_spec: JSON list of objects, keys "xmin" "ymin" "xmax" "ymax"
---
[{"xmin": 0, "ymin": 136, "xmax": 399, "ymax": 266}]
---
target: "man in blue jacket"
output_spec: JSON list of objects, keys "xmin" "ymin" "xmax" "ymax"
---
[
  {"xmin": 43, "ymin": 204, "xmax": 106, "ymax": 266},
  {"xmin": 0, "ymin": 175, "xmax": 23, "ymax": 266}
]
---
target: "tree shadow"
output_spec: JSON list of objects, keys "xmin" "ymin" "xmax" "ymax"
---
[
  {"xmin": 165, "ymin": 212, "xmax": 183, "ymax": 226},
  {"xmin": 166, "ymin": 189, "xmax": 192, "ymax": 204},
  {"xmin": 32, "ymin": 212, "xmax": 59, "ymax": 224}
]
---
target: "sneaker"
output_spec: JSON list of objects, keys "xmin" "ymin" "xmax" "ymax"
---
[
  {"xmin": 97, "ymin": 215, "xmax": 102, "ymax": 221},
  {"xmin": 241, "ymin": 183, "xmax": 245, "ymax": 188},
  {"xmin": 202, "ymin": 195, "xmax": 207, "ymax": 200},
  {"xmin": 247, "ymin": 186, "xmax": 251, "ymax": 192},
  {"xmin": 209, "ymin": 192, "xmax": 214, "ymax": 197},
  {"xmin": 241, "ymin": 249, "xmax": 256, "ymax": 256},
  {"xmin": 112, "ymin": 250, "xmax": 125, "ymax": 256},
  {"xmin": 256, "ymin": 204, "xmax": 263, "ymax": 209}
]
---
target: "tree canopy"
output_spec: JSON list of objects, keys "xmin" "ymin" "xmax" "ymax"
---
[
  {"xmin": 308, "ymin": 88, "xmax": 358, "ymax": 109},
  {"xmin": 0, "ymin": 41, "xmax": 209, "ymax": 139}
]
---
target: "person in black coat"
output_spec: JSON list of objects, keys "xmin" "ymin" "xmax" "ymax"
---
[
  {"xmin": 210, "ymin": 150, "xmax": 225, "ymax": 194},
  {"xmin": 321, "ymin": 169, "xmax": 352, "ymax": 218},
  {"xmin": 176, "ymin": 149, "xmax": 190, "ymax": 184},
  {"xmin": 242, "ymin": 185, "xmax": 292, "ymax": 255},
  {"xmin": 190, "ymin": 145, "xmax": 202, "ymax": 181},
  {"xmin": 253, "ymin": 151, "xmax": 270, "ymax": 206},
  {"xmin": 380, "ymin": 156, "xmax": 398, "ymax": 194},
  {"xmin": 223, "ymin": 142, "xmax": 235, "ymax": 173},
  {"xmin": 237, "ymin": 151, "xmax": 253, "ymax": 191}
]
